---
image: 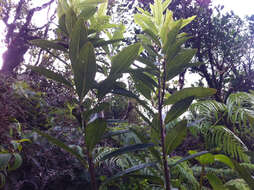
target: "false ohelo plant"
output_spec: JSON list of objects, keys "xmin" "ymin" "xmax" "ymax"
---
[
  {"xmin": 98, "ymin": 0, "xmax": 217, "ymax": 189},
  {"xmin": 27, "ymin": 0, "xmax": 145, "ymax": 189}
]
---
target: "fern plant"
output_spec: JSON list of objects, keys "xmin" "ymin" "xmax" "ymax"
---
[{"xmin": 190, "ymin": 92, "xmax": 254, "ymax": 162}]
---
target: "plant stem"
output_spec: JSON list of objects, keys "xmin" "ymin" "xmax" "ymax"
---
[
  {"xmin": 87, "ymin": 150, "xmax": 98, "ymax": 190},
  {"xmin": 199, "ymin": 165, "xmax": 205, "ymax": 190},
  {"xmin": 158, "ymin": 61, "xmax": 171, "ymax": 190},
  {"xmin": 79, "ymin": 103, "xmax": 98, "ymax": 190}
]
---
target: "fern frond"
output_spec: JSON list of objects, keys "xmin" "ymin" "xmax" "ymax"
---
[
  {"xmin": 206, "ymin": 125, "xmax": 249, "ymax": 162},
  {"xmin": 170, "ymin": 157, "xmax": 199, "ymax": 190},
  {"xmin": 225, "ymin": 179, "xmax": 250, "ymax": 190},
  {"xmin": 190, "ymin": 100, "xmax": 227, "ymax": 122},
  {"xmin": 192, "ymin": 166, "xmax": 237, "ymax": 180},
  {"xmin": 227, "ymin": 92, "xmax": 254, "ymax": 128}
]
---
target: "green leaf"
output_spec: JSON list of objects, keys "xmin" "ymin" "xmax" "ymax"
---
[
  {"xmin": 181, "ymin": 16, "xmax": 196, "ymax": 29},
  {"xmin": 131, "ymin": 128, "xmax": 161, "ymax": 162},
  {"xmin": 165, "ymin": 120, "xmax": 187, "ymax": 155},
  {"xmin": 136, "ymin": 109, "xmax": 151, "ymax": 125},
  {"xmin": 164, "ymin": 35, "xmax": 192, "ymax": 62},
  {"xmin": 136, "ymin": 56, "xmax": 158, "ymax": 70},
  {"xmin": 0, "ymin": 154, "xmax": 11, "ymax": 170},
  {"xmin": 170, "ymin": 151, "xmax": 210, "ymax": 167},
  {"xmin": 83, "ymin": 102, "xmax": 109, "ymax": 121},
  {"xmin": 151, "ymin": 0, "xmax": 163, "ymax": 27},
  {"xmin": 109, "ymin": 43, "xmax": 141, "ymax": 79},
  {"xmin": 214, "ymin": 154, "xmax": 234, "ymax": 169},
  {"xmin": 101, "ymin": 162, "xmax": 156, "ymax": 186},
  {"xmin": 130, "ymin": 70, "xmax": 157, "ymax": 89},
  {"xmin": 85, "ymin": 118, "xmax": 107, "ymax": 152},
  {"xmin": 79, "ymin": 0, "xmax": 106, "ymax": 7},
  {"xmin": 160, "ymin": 9, "xmax": 173, "ymax": 44},
  {"xmin": 79, "ymin": 6, "xmax": 97, "ymax": 20},
  {"xmin": 162, "ymin": 0, "xmax": 172, "ymax": 12},
  {"xmin": 151, "ymin": 114, "xmax": 160, "ymax": 145},
  {"xmin": 7, "ymin": 153, "xmax": 22, "ymax": 172},
  {"xmin": 131, "ymin": 70, "xmax": 157, "ymax": 99},
  {"xmin": 163, "ymin": 20, "xmax": 182, "ymax": 53},
  {"xmin": 97, "ymin": 0, "xmax": 108, "ymax": 16},
  {"xmin": 69, "ymin": 17, "xmax": 88, "ymax": 64},
  {"xmin": 225, "ymin": 179, "xmax": 250, "ymax": 190},
  {"xmin": 207, "ymin": 173, "xmax": 225, "ymax": 190},
  {"xmin": 232, "ymin": 160, "xmax": 254, "ymax": 189},
  {"xmin": 165, "ymin": 87, "xmax": 217, "ymax": 105},
  {"xmin": 165, "ymin": 97, "xmax": 194, "ymax": 124},
  {"xmin": 58, "ymin": 15, "xmax": 68, "ymax": 35},
  {"xmin": 93, "ymin": 39, "xmax": 124, "ymax": 48},
  {"xmin": 103, "ymin": 130, "xmax": 130, "ymax": 139},
  {"xmin": 100, "ymin": 143, "xmax": 154, "ymax": 161},
  {"xmin": 97, "ymin": 78, "xmax": 115, "ymax": 99},
  {"xmin": 127, "ymin": 174, "xmax": 164, "ymax": 186},
  {"xmin": 27, "ymin": 66, "xmax": 73, "ymax": 88},
  {"xmin": 189, "ymin": 151, "xmax": 215, "ymax": 165},
  {"xmin": 166, "ymin": 49, "xmax": 197, "ymax": 81},
  {"xmin": 73, "ymin": 42, "xmax": 96, "ymax": 100},
  {"xmin": 65, "ymin": 8, "xmax": 77, "ymax": 34},
  {"xmin": 35, "ymin": 129, "xmax": 87, "ymax": 167},
  {"xmin": 30, "ymin": 39, "xmax": 67, "ymax": 51},
  {"xmin": 143, "ymin": 29, "xmax": 161, "ymax": 47},
  {"xmin": 134, "ymin": 14, "xmax": 157, "ymax": 35},
  {"xmin": 133, "ymin": 79, "xmax": 152, "ymax": 99}
]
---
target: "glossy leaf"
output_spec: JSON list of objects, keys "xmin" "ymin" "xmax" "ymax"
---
[
  {"xmin": 151, "ymin": 0, "xmax": 163, "ymax": 27},
  {"xmin": 181, "ymin": 16, "xmax": 196, "ymax": 29},
  {"xmin": 65, "ymin": 8, "xmax": 77, "ymax": 34},
  {"xmin": 100, "ymin": 143, "xmax": 154, "ymax": 161},
  {"xmin": 136, "ymin": 56, "xmax": 158, "ymax": 70},
  {"xmin": 165, "ymin": 97, "xmax": 194, "ymax": 124},
  {"xmin": 93, "ymin": 39, "xmax": 124, "ymax": 48},
  {"xmin": 160, "ymin": 9, "xmax": 173, "ymax": 44},
  {"xmin": 165, "ymin": 120, "xmax": 187, "ymax": 155},
  {"xmin": 165, "ymin": 87, "xmax": 217, "ymax": 105},
  {"xmin": 189, "ymin": 150, "xmax": 214, "ymax": 165},
  {"xmin": 164, "ymin": 35, "xmax": 192, "ymax": 62},
  {"xmin": 134, "ymin": 14, "xmax": 157, "ymax": 35},
  {"xmin": 79, "ymin": 0, "xmax": 106, "ymax": 7},
  {"xmin": 207, "ymin": 173, "xmax": 225, "ymax": 190},
  {"xmin": 162, "ymin": 0, "xmax": 172, "ymax": 12},
  {"xmin": 163, "ymin": 20, "xmax": 182, "ymax": 53},
  {"xmin": 165, "ymin": 49, "xmax": 197, "ymax": 81},
  {"xmin": 80, "ymin": 6, "xmax": 97, "ymax": 20},
  {"xmin": 30, "ymin": 39, "xmax": 67, "ymax": 51},
  {"xmin": 151, "ymin": 114, "xmax": 160, "ymax": 145},
  {"xmin": 85, "ymin": 118, "xmax": 107, "ymax": 152},
  {"xmin": 170, "ymin": 151, "xmax": 210, "ymax": 167},
  {"xmin": 73, "ymin": 42, "xmax": 96, "ymax": 100},
  {"xmin": 143, "ymin": 29, "xmax": 161, "ymax": 47},
  {"xmin": 35, "ymin": 129, "xmax": 87, "ymax": 167},
  {"xmin": 214, "ymin": 154, "xmax": 234, "ymax": 169},
  {"xmin": 69, "ymin": 17, "xmax": 88, "ymax": 63},
  {"xmin": 109, "ymin": 43, "xmax": 141, "ymax": 79},
  {"xmin": 27, "ymin": 66, "xmax": 73, "ymax": 88}
]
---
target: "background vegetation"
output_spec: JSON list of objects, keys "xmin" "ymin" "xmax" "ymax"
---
[{"xmin": 0, "ymin": 0, "xmax": 254, "ymax": 189}]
